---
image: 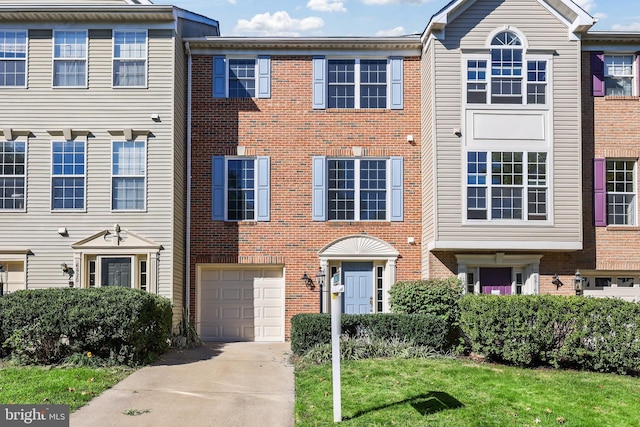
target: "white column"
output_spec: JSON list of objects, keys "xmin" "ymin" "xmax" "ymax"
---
[
  {"xmin": 384, "ymin": 258, "xmax": 397, "ymax": 312},
  {"xmin": 457, "ymin": 263, "xmax": 468, "ymax": 294}
]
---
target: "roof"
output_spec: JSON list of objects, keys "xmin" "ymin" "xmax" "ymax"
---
[
  {"xmin": 185, "ymin": 36, "xmax": 422, "ymax": 55},
  {"xmin": 421, "ymin": 0, "xmax": 596, "ymax": 42}
]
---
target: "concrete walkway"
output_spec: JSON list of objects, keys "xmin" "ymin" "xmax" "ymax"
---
[{"xmin": 70, "ymin": 342, "xmax": 294, "ymax": 427}]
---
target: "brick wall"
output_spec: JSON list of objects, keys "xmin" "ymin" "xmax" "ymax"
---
[
  {"xmin": 579, "ymin": 52, "xmax": 640, "ymax": 272},
  {"xmin": 189, "ymin": 55, "xmax": 423, "ymax": 335}
]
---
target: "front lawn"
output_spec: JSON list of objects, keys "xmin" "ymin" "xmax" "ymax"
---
[
  {"xmin": 0, "ymin": 365, "xmax": 132, "ymax": 412},
  {"xmin": 295, "ymin": 357, "xmax": 640, "ymax": 426}
]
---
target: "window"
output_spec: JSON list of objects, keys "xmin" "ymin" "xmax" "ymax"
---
[
  {"xmin": 467, "ymin": 60, "xmax": 487, "ymax": 104},
  {"xmin": 212, "ymin": 56, "xmax": 270, "ymax": 99},
  {"xmin": 491, "ymin": 31, "xmax": 523, "ymax": 104},
  {"xmin": 327, "ymin": 159, "xmax": 387, "ymax": 220},
  {"xmin": 112, "ymin": 141, "xmax": 145, "ymax": 210},
  {"xmin": 466, "ymin": 151, "xmax": 547, "ymax": 221},
  {"xmin": 606, "ymin": 160, "xmax": 635, "ymax": 225},
  {"xmin": 211, "ymin": 156, "xmax": 270, "ymax": 222},
  {"xmin": 312, "ymin": 156, "xmax": 403, "ymax": 221},
  {"xmin": 465, "ymin": 31, "xmax": 548, "ymax": 105},
  {"xmin": 605, "ymin": 55, "xmax": 634, "ymax": 96},
  {"xmin": 0, "ymin": 141, "xmax": 25, "ymax": 210},
  {"xmin": 376, "ymin": 266, "xmax": 383, "ymax": 313},
  {"xmin": 327, "ymin": 59, "xmax": 387, "ymax": 108},
  {"xmin": 51, "ymin": 141, "xmax": 85, "ymax": 210},
  {"xmin": 0, "ymin": 30, "xmax": 27, "ymax": 87},
  {"xmin": 53, "ymin": 30, "xmax": 87, "ymax": 87},
  {"xmin": 312, "ymin": 56, "xmax": 403, "ymax": 109},
  {"xmin": 140, "ymin": 259, "xmax": 147, "ymax": 291},
  {"xmin": 229, "ymin": 59, "xmax": 255, "ymax": 98},
  {"xmin": 113, "ymin": 30, "xmax": 146, "ymax": 87}
]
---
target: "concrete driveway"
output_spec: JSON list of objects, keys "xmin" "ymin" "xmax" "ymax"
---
[{"xmin": 70, "ymin": 342, "xmax": 294, "ymax": 427}]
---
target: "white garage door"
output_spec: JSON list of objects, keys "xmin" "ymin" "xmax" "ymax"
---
[{"xmin": 198, "ymin": 265, "xmax": 285, "ymax": 342}]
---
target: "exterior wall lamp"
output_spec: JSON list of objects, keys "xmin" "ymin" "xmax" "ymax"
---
[
  {"xmin": 61, "ymin": 263, "xmax": 75, "ymax": 284},
  {"xmin": 301, "ymin": 267, "xmax": 327, "ymax": 312},
  {"xmin": 574, "ymin": 270, "xmax": 584, "ymax": 296},
  {"xmin": 551, "ymin": 273, "xmax": 563, "ymax": 289}
]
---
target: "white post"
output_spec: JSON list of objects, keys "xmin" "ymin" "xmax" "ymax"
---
[{"xmin": 330, "ymin": 272, "xmax": 344, "ymax": 423}]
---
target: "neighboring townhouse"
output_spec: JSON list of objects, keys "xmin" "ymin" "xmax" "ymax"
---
[
  {"xmin": 419, "ymin": 0, "xmax": 596, "ymax": 297},
  {"xmin": 0, "ymin": 0, "xmax": 219, "ymax": 323},
  {"xmin": 186, "ymin": 37, "xmax": 423, "ymax": 341},
  {"xmin": 579, "ymin": 33, "xmax": 640, "ymax": 301}
]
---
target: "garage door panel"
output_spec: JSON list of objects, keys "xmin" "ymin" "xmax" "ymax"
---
[{"xmin": 199, "ymin": 266, "xmax": 284, "ymax": 342}]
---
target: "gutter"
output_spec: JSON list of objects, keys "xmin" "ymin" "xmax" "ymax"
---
[{"xmin": 185, "ymin": 41, "xmax": 192, "ymax": 319}]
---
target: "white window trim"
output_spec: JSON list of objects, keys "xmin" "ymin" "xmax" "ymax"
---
[
  {"xmin": 52, "ymin": 29, "xmax": 88, "ymax": 88},
  {"xmin": 327, "ymin": 157, "xmax": 390, "ymax": 221},
  {"xmin": 112, "ymin": 29, "xmax": 148, "ymax": 89},
  {"xmin": 605, "ymin": 159, "xmax": 637, "ymax": 226},
  {"xmin": 327, "ymin": 58, "xmax": 390, "ymax": 109},
  {"xmin": 50, "ymin": 139, "xmax": 86, "ymax": 212},
  {"xmin": 0, "ymin": 138, "xmax": 27, "ymax": 212},
  {"xmin": 224, "ymin": 56, "xmax": 258, "ymax": 98},
  {"xmin": 110, "ymin": 139, "xmax": 147, "ymax": 212},
  {"xmin": 0, "ymin": 29, "xmax": 28, "ymax": 89},
  {"xmin": 462, "ymin": 150, "xmax": 552, "ymax": 225},
  {"xmin": 223, "ymin": 156, "xmax": 257, "ymax": 221},
  {"xmin": 604, "ymin": 53, "xmax": 636, "ymax": 97}
]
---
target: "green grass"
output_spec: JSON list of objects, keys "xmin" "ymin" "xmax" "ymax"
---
[
  {"xmin": 295, "ymin": 357, "xmax": 640, "ymax": 426},
  {"xmin": 0, "ymin": 365, "xmax": 132, "ymax": 412}
]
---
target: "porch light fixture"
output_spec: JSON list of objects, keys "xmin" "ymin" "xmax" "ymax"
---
[
  {"xmin": 61, "ymin": 263, "xmax": 74, "ymax": 280},
  {"xmin": 302, "ymin": 267, "xmax": 327, "ymax": 313},
  {"xmin": 301, "ymin": 272, "xmax": 314, "ymax": 290},
  {"xmin": 551, "ymin": 273, "xmax": 563, "ymax": 289},
  {"xmin": 574, "ymin": 270, "xmax": 584, "ymax": 296}
]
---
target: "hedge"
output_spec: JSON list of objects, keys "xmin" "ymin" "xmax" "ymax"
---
[
  {"xmin": 459, "ymin": 294, "xmax": 640, "ymax": 374},
  {"xmin": 290, "ymin": 313, "xmax": 450, "ymax": 356},
  {"xmin": 0, "ymin": 287, "xmax": 172, "ymax": 366},
  {"xmin": 388, "ymin": 277, "xmax": 462, "ymax": 326}
]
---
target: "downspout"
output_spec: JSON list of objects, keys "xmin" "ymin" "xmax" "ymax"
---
[{"xmin": 185, "ymin": 41, "xmax": 192, "ymax": 319}]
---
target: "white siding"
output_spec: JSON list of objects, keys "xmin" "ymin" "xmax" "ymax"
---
[
  {"xmin": 428, "ymin": 0, "xmax": 582, "ymax": 249},
  {"xmin": 0, "ymin": 28, "xmax": 178, "ymax": 297}
]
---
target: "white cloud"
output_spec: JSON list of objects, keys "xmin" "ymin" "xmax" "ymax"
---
[
  {"xmin": 227, "ymin": 0, "xmax": 236, "ymax": 4},
  {"xmin": 234, "ymin": 11, "xmax": 324, "ymax": 36},
  {"xmin": 307, "ymin": 0, "xmax": 347, "ymax": 12},
  {"xmin": 375, "ymin": 26, "xmax": 406, "ymax": 36},
  {"xmin": 593, "ymin": 12, "xmax": 607, "ymax": 20},
  {"xmin": 361, "ymin": 0, "xmax": 429, "ymax": 4},
  {"xmin": 611, "ymin": 22, "xmax": 640, "ymax": 31},
  {"xmin": 572, "ymin": 0, "xmax": 597, "ymax": 12}
]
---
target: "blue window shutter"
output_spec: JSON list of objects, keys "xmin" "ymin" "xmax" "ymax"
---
[
  {"xmin": 312, "ymin": 56, "xmax": 326, "ymax": 109},
  {"xmin": 312, "ymin": 156, "xmax": 327, "ymax": 221},
  {"xmin": 594, "ymin": 158, "xmax": 606, "ymax": 226},
  {"xmin": 256, "ymin": 156, "xmax": 270, "ymax": 221},
  {"xmin": 257, "ymin": 56, "xmax": 271, "ymax": 99},
  {"xmin": 389, "ymin": 57, "xmax": 404, "ymax": 110},
  {"xmin": 213, "ymin": 56, "xmax": 226, "ymax": 98},
  {"xmin": 212, "ymin": 156, "xmax": 225, "ymax": 220},
  {"xmin": 390, "ymin": 156, "xmax": 404, "ymax": 221}
]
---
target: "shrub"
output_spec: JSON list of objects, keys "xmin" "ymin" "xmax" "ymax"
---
[
  {"xmin": 0, "ymin": 287, "xmax": 172, "ymax": 366},
  {"xmin": 459, "ymin": 294, "xmax": 640, "ymax": 374},
  {"xmin": 290, "ymin": 313, "xmax": 450, "ymax": 356},
  {"xmin": 297, "ymin": 336, "xmax": 443, "ymax": 366},
  {"xmin": 388, "ymin": 277, "xmax": 462, "ymax": 326}
]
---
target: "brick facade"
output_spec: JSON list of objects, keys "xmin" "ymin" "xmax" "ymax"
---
[{"xmin": 189, "ymin": 55, "xmax": 423, "ymax": 336}]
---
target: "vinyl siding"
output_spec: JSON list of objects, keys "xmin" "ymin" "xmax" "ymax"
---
[
  {"xmin": 429, "ymin": 0, "xmax": 582, "ymax": 248},
  {"xmin": 421, "ymin": 42, "xmax": 435, "ymax": 277},
  {"xmin": 0, "ymin": 28, "xmax": 178, "ymax": 297}
]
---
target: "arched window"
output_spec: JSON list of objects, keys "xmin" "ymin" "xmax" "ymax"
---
[
  {"xmin": 465, "ymin": 29, "xmax": 547, "ymax": 105},
  {"xmin": 490, "ymin": 31, "xmax": 523, "ymax": 104}
]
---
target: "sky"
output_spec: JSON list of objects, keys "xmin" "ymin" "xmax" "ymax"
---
[{"xmin": 151, "ymin": 0, "xmax": 640, "ymax": 37}]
